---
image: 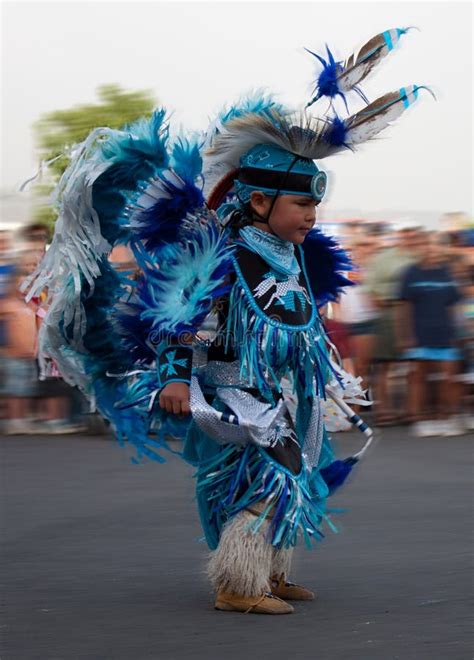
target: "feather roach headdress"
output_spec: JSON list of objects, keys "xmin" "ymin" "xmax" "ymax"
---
[{"xmin": 203, "ymin": 27, "xmax": 432, "ymax": 209}]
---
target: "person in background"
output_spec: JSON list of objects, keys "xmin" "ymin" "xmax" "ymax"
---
[
  {"xmin": 454, "ymin": 264, "xmax": 474, "ymax": 426},
  {"xmin": 397, "ymin": 233, "xmax": 464, "ymax": 436},
  {"xmin": 334, "ymin": 235, "xmax": 379, "ymax": 397},
  {"xmin": 1, "ymin": 259, "xmax": 38, "ymax": 434},
  {"xmin": 324, "ymin": 304, "xmax": 354, "ymax": 377},
  {"xmin": 19, "ymin": 223, "xmax": 51, "ymax": 263},
  {"xmin": 0, "ymin": 232, "xmax": 16, "ymax": 353},
  {"xmin": 18, "ymin": 226, "xmax": 87, "ymax": 434},
  {"xmin": 365, "ymin": 226, "xmax": 424, "ymax": 425},
  {"xmin": 0, "ymin": 231, "xmax": 17, "ymax": 424}
]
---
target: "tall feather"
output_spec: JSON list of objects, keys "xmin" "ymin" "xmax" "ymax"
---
[
  {"xmin": 339, "ymin": 27, "xmax": 414, "ymax": 95},
  {"xmin": 92, "ymin": 110, "xmax": 170, "ymax": 246},
  {"xmin": 100, "ymin": 110, "xmax": 169, "ymax": 175},
  {"xmin": 306, "ymin": 27, "xmax": 414, "ymax": 108},
  {"xmin": 316, "ymin": 85, "xmax": 434, "ymax": 157},
  {"xmin": 346, "ymin": 85, "xmax": 434, "ymax": 143}
]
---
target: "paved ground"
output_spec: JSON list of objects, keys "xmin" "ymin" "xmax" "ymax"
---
[{"xmin": 1, "ymin": 426, "xmax": 473, "ymax": 660}]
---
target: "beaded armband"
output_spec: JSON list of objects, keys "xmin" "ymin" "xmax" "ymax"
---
[{"xmin": 157, "ymin": 344, "xmax": 193, "ymax": 389}]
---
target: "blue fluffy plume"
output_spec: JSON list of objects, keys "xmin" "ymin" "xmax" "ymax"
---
[
  {"xmin": 205, "ymin": 91, "xmax": 291, "ymax": 152},
  {"xmin": 320, "ymin": 457, "xmax": 357, "ymax": 494},
  {"xmin": 305, "ymin": 46, "xmax": 348, "ymax": 110},
  {"xmin": 171, "ymin": 137, "xmax": 203, "ymax": 182},
  {"xmin": 130, "ymin": 174, "xmax": 205, "ymax": 251},
  {"xmin": 323, "ymin": 116, "xmax": 350, "ymax": 148},
  {"xmin": 80, "ymin": 258, "xmax": 132, "ymax": 377},
  {"xmin": 115, "ymin": 221, "xmax": 233, "ymax": 364},
  {"xmin": 92, "ymin": 110, "xmax": 171, "ymax": 246},
  {"xmin": 302, "ymin": 229, "xmax": 353, "ymax": 305},
  {"xmin": 101, "ymin": 110, "xmax": 169, "ymax": 172}
]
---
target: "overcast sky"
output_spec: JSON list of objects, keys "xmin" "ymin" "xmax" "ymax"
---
[{"xmin": 1, "ymin": 0, "xmax": 472, "ymax": 221}]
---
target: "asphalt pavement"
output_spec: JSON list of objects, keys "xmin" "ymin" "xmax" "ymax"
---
[{"xmin": 1, "ymin": 426, "xmax": 473, "ymax": 660}]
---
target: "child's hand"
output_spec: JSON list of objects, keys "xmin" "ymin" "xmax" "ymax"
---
[{"xmin": 159, "ymin": 382, "xmax": 191, "ymax": 416}]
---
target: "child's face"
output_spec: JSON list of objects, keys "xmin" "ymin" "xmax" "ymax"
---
[{"xmin": 250, "ymin": 193, "xmax": 317, "ymax": 244}]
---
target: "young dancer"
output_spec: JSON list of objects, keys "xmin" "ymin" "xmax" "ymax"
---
[{"xmin": 25, "ymin": 28, "xmax": 429, "ymax": 614}]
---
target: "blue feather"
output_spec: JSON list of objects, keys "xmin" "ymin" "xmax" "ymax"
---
[
  {"xmin": 302, "ymin": 229, "xmax": 353, "ymax": 305},
  {"xmin": 92, "ymin": 110, "xmax": 171, "ymax": 245},
  {"xmin": 131, "ymin": 175, "xmax": 205, "ymax": 251},
  {"xmin": 101, "ymin": 110, "xmax": 169, "ymax": 171},
  {"xmin": 116, "ymin": 221, "xmax": 233, "ymax": 358},
  {"xmin": 219, "ymin": 91, "xmax": 289, "ymax": 125},
  {"xmin": 323, "ymin": 116, "xmax": 350, "ymax": 148},
  {"xmin": 305, "ymin": 45, "xmax": 348, "ymax": 110},
  {"xmin": 81, "ymin": 259, "xmax": 132, "ymax": 377},
  {"xmin": 207, "ymin": 92, "xmax": 291, "ymax": 146},
  {"xmin": 171, "ymin": 137, "xmax": 203, "ymax": 182},
  {"xmin": 113, "ymin": 296, "xmax": 157, "ymax": 365},
  {"xmin": 93, "ymin": 377, "xmax": 183, "ymax": 464},
  {"xmin": 320, "ymin": 457, "xmax": 357, "ymax": 494}
]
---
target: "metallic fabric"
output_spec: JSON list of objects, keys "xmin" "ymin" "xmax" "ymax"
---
[
  {"xmin": 190, "ymin": 375, "xmax": 288, "ymax": 448},
  {"xmin": 302, "ymin": 384, "xmax": 325, "ymax": 468}
]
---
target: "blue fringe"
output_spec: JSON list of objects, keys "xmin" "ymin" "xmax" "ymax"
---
[
  {"xmin": 93, "ymin": 377, "xmax": 189, "ymax": 464},
  {"xmin": 195, "ymin": 443, "xmax": 334, "ymax": 550},
  {"xmin": 225, "ymin": 282, "xmax": 329, "ymax": 399}
]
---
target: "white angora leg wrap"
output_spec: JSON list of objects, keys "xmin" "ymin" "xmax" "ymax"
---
[
  {"xmin": 271, "ymin": 545, "xmax": 293, "ymax": 577},
  {"xmin": 207, "ymin": 510, "xmax": 273, "ymax": 597}
]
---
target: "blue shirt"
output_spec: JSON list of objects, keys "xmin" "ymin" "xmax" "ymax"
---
[{"xmin": 399, "ymin": 264, "xmax": 461, "ymax": 347}]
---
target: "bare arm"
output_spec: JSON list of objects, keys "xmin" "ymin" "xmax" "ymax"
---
[{"xmin": 395, "ymin": 301, "xmax": 415, "ymax": 352}]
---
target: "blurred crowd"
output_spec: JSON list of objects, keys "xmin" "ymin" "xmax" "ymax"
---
[
  {"xmin": 325, "ymin": 222, "xmax": 473, "ymax": 437},
  {"xmin": 0, "ymin": 225, "xmax": 100, "ymax": 435},
  {"xmin": 0, "ymin": 219, "xmax": 473, "ymax": 437}
]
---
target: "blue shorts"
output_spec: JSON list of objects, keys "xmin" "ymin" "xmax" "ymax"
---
[
  {"xmin": 403, "ymin": 347, "xmax": 461, "ymax": 362},
  {"xmin": 0, "ymin": 358, "xmax": 39, "ymax": 397}
]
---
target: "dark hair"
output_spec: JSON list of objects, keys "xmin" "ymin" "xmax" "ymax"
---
[
  {"xmin": 20, "ymin": 223, "xmax": 51, "ymax": 242},
  {"xmin": 226, "ymin": 207, "xmax": 251, "ymax": 234}
]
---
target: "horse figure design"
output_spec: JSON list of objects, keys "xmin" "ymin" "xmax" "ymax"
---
[{"xmin": 253, "ymin": 274, "xmax": 310, "ymax": 312}]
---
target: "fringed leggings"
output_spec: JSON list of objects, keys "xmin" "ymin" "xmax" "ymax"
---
[{"xmin": 207, "ymin": 508, "xmax": 293, "ymax": 597}]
